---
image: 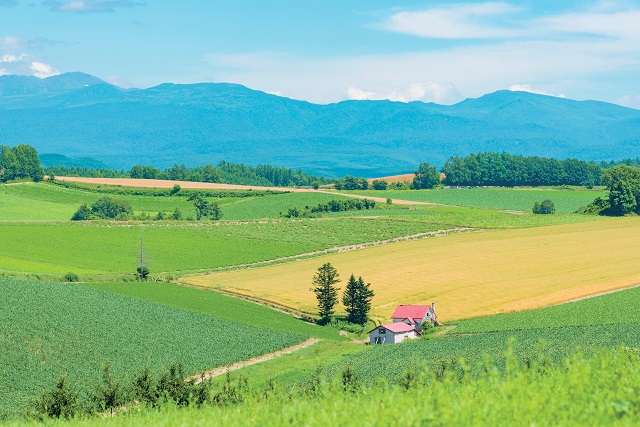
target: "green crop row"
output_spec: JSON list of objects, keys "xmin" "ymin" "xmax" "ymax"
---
[
  {"xmin": 0, "ymin": 278, "xmax": 306, "ymax": 419},
  {"xmin": 452, "ymin": 286, "xmax": 640, "ymax": 334}
]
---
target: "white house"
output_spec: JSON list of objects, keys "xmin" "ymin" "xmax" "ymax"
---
[
  {"xmin": 391, "ymin": 303, "xmax": 440, "ymax": 331},
  {"xmin": 369, "ymin": 322, "xmax": 420, "ymax": 345}
]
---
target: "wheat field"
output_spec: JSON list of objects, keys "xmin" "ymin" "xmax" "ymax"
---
[{"xmin": 182, "ymin": 217, "xmax": 640, "ymax": 321}]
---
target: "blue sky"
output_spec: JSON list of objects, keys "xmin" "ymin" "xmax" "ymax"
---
[{"xmin": 2, "ymin": 0, "xmax": 640, "ymax": 107}]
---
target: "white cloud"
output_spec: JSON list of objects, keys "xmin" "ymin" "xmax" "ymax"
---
[
  {"xmin": 30, "ymin": 61, "xmax": 60, "ymax": 78},
  {"xmin": 44, "ymin": 0, "xmax": 143, "ymax": 13},
  {"xmin": 509, "ymin": 84, "xmax": 566, "ymax": 98},
  {"xmin": 614, "ymin": 94, "xmax": 640, "ymax": 109},
  {"xmin": 379, "ymin": 2, "xmax": 522, "ymax": 39},
  {"xmin": 345, "ymin": 86, "xmax": 376, "ymax": 101}
]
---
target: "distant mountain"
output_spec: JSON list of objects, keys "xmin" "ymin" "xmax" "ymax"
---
[
  {"xmin": 39, "ymin": 153, "xmax": 109, "ymax": 169},
  {"xmin": 1, "ymin": 72, "xmax": 639, "ymax": 176}
]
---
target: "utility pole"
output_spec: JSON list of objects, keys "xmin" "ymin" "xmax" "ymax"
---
[{"xmin": 137, "ymin": 228, "xmax": 149, "ymax": 280}]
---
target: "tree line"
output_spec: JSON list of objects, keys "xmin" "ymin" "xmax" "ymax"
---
[
  {"xmin": 0, "ymin": 145, "xmax": 44, "ymax": 182},
  {"xmin": 46, "ymin": 161, "xmax": 331, "ymax": 188},
  {"xmin": 440, "ymin": 152, "xmax": 603, "ymax": 187}
]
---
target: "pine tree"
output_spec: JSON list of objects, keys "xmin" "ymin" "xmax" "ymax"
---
[
  {"xmin": 310, "ymin": 263, "xmax": 340, "ymax": 324},
  {"xmin": 342, "ymin": 275, "xmax": 375, "ymax": 325}
]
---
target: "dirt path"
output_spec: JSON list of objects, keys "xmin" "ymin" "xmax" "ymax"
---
[{"xmin": 192, "ymin": 338, "xmax": 320, "ymax": 383}]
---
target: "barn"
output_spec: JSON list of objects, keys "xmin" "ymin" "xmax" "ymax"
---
[{"xmin": 368, "ymin": 322, "xmax": 420, "ymax": 344}]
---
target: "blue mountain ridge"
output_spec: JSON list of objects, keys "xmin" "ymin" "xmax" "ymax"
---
[{"xmin": 1, "ymin": 73, "xmax": 638, "ymax": 176}]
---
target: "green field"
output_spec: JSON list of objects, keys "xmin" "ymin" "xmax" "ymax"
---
[
  {"xmin": 0, "ymin": 218, "xmax": 448, "ymax": 276},
  {"xmin": 349, "ymin": 187, "xmax": 606, "ymax": 213},
  {"xmin": 80, "ymin": 281, "xmax": 341, "ymax": 340},
  {"xmin": 0, "ymin": 278, "xmax": 306, "ymax": 419},
  {"xmin": 452, "ymin": 286, "xmax": 640, "ymax": 334}
]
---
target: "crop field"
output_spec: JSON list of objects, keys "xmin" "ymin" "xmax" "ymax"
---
[
  {"xmin": 183, "ymin": 217, "xmax": 640, "ymax": 320},
  {"xmin": 322, "ymin": 285, "xmax": 640, "ymax": 385},
  {"xmin": 0, "ymin": 278, "xmax": 306, "ymax": 419},
  {"xmin": 451, "ymin": 285, "xmax": 640, "ymax": 334},
  {"xmin": 325, "ymin": 322, "xmax": 640, "ymax": 384},
  {"xmin": 348, "ymin": 187, "xmax": 606, "ymax": 213},
  {"xmin": 0, "ymin": 218, "xmax": 448, "ymax": 276},
  {"xmin": 80, "ymin": 281, "xmax": 341, "ymax": 340}
]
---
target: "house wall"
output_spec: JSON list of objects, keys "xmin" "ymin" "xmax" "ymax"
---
[{"xmin": 369, "ymin": 329, "xmax": 419, "ymax": 344}]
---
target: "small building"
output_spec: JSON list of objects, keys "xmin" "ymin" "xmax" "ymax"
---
[
  {"xmin": 391, "ymin": 303, "xmax": 439, "ymax": 331},
  {"xmin": 369, "ymin": 322, "xmax": 420, "ymax": 345}
]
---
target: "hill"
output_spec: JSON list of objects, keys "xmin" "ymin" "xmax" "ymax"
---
[{"xmin": 1, "ymin": 73, "xmax": 639, "ymax": 176}]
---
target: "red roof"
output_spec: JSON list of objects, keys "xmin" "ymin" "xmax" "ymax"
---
[
  {"xmin": 391, "ymin": 305, "xmax": 432, "ymax": 320},
  {"xmin": 370, "ymin": 322, "xmax": 419, "ymax": 334}
]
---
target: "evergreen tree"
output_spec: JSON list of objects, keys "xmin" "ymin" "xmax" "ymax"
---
[
  {"xmin": 310, "ymin": 263, "xmax": 340, "ymax": 324},
  {"xmin": 342, "ymin": 275, "xmax": 375, "ymax": 325}
]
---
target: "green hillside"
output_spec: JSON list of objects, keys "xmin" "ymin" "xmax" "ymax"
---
[{"xmin": 0, "ymin": 278, "xmax": 306, "ymax": 419}]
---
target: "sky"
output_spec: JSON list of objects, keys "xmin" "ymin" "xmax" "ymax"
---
[{"xmin": 1, "ymin": 0, "xmax": 640, "ymax": 108}]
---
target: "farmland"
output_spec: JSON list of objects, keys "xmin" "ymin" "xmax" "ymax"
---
[
  {"xmin": 348, "ymin": 187, "xmax": 606, "ymax": 213},
  {"xmin": 183, "ymin": 217, "xmax": 640, "ymax": 320},
  {"xmin": 323, "ymin": 285, "xmax": 640, "ymax": 385},
  {"xmin": 0, "ymin": 218, "xmax": 452, "ymax": 276},
  {"xmin": 0, "ymin": 278, "xmax": 306, "ymax": 419}
]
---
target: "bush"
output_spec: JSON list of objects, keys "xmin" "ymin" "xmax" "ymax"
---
[
  {"xmin": 32, "ymin": 375, "xmax": 81, "ymax": 420},
  {"xmin": 372, "ymin": 180, "xmax": 388, "ymax": 190},
  {"xmin": 532, "ymin": 199, "xmax": 556, "ymax": 214},
  {"xmin": 63, "ymin": 272, "xmax": 79, "ymax": 282}
]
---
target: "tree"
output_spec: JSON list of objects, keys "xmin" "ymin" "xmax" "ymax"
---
[
  {"xmin": 532, "ymin": 199, "xmax": 556, "ymax": 214},
  {"xmin": 188, "ymin": 193, "xmax": 210, "ymax": 220},
  {"xmin": 342, "ymin": 275, "xmax": 375, "ymax": 325},
  {"xmin": 602, "ymin": 165, "xmax": 640, "ymax": 215},
  {"xmin": 372, "ymin": 179, "xmax": 388, "ymax": 190},
  {"xmin": 33, "ymin": 375, "xmax": 80, "ymax": 420},
  {"xmin": 92, "ymin": 364, "xmax": 126, "ymax": 416},
  {"xmin": 412, "ymin": 162, "xmax": 440, "ymax": 189},
  {"xmin": 310, "ymin": 263, "xmax": 340, "ymax": 324}
]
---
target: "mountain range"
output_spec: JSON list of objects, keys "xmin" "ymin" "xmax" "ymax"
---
[{"xmin": 1, "ymin": 72, "xmax": 639, "ymax": 177}]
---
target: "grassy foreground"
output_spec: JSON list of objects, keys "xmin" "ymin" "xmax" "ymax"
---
[
  {"xmin": 183, "ymin": 216, "xmax": 640, "ymax": 320},
  {"xmin": 8, "ymin": 349, "xmax": 640, "ymax": 426}
]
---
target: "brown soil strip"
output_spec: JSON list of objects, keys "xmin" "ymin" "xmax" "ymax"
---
[
  {"xmin": 192, "ymin": 338, "xmax": 320, "ymax": 383},
  {"xmin": 54, "ymin": 176, "xmax": 313, "ymax": 192}
]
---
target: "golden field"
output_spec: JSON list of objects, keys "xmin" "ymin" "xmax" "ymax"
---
[{"xmin": 182, "ymin": 217, "xmax": 640, "ymax": 321}]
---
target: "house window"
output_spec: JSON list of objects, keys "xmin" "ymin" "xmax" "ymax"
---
[{"xmin": 378, "ymin": 328, "xmax": 386, "ymax": 334}]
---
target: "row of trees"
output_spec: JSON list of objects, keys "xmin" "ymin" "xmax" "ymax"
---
[
  {"xmin": 283, "ymin": 198, "xmax": 376, "ymax": 218},
  {"xmin": 441, "ymin": 152, "xmax": 603, "ymax": 187},
  {"xmin": 0, "ymin": 144, "xmax": 44, "ymax": 182},
  {"xmin": 310, "ymin": 263, "xmax": 375, "ymax": 325},
  {"xmin": 46, "ymin": 161, "xmax": 330, "ymax": 187}
]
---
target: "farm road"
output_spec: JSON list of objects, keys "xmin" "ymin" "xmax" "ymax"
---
[
  {"xmin": 54, "ymin": 176, "xmax": 434, "ymax": 206},
  {"xmin": 193, "ymin": 338, "xmax": 319, "ymax": 383}
]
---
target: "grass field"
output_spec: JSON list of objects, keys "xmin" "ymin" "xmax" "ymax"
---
[
  {"xmin": 183, "ymin": 217, "xmax": 640, "ymax": 320},
  {"xmin": 0, "ymin": 278, "xmax": 306, "ymax": 419},
  {"xmin": 0, "ymin": 218, "xmax": 451, "ymax": 276},
  {"xmin": 348, "ymin": 187, "xmax": 606, "ymax": 213},
  {"xmin": 79, "ymin": 282, "xmax": 341, "ymax": 340}
]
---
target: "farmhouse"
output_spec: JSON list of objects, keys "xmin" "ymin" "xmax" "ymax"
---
[
  {"xmin": 369, "ymin": 303, "xmax": 440, "ymax": 344},
  {"xmin": 391, "ymin": 303, "xmax": 440, "ymax": 331},
  {"xmin": 369, "ymin": 322, "xmax": 420, "ymax": 344}
]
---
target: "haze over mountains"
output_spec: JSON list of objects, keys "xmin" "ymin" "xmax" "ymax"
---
[{"xmin": 1, "ymin": 72, "xmax": 639, "ymax": 177}]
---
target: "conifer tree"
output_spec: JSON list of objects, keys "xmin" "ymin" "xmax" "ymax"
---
[
  {"xmin": 310, "ymin": 263, "xmax": 340, "ymax": 324},
  {"xmin": 342, "ymin": 274, "xmax": 375, "ymax": 325}
]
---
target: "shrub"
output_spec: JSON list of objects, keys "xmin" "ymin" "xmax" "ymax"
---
[
  {"xmin": 532, "ymin": 199, "xmax": 556, "ymax": 214},
  {"xmin": 32, "ymin": 375, "xmax": 81, "ymax": 420},
  {"xmin": 63, "ymin": 272, "xmax": 79, "ymax": 283},
  {"xmin": 372, "ymin": 180, "xmax": 388, "ymax": 190}
]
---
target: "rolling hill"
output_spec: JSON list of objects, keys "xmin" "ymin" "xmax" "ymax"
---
[{"xmin": 1, "ymin": 73, "xmax": 639, "ymax": 176}]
